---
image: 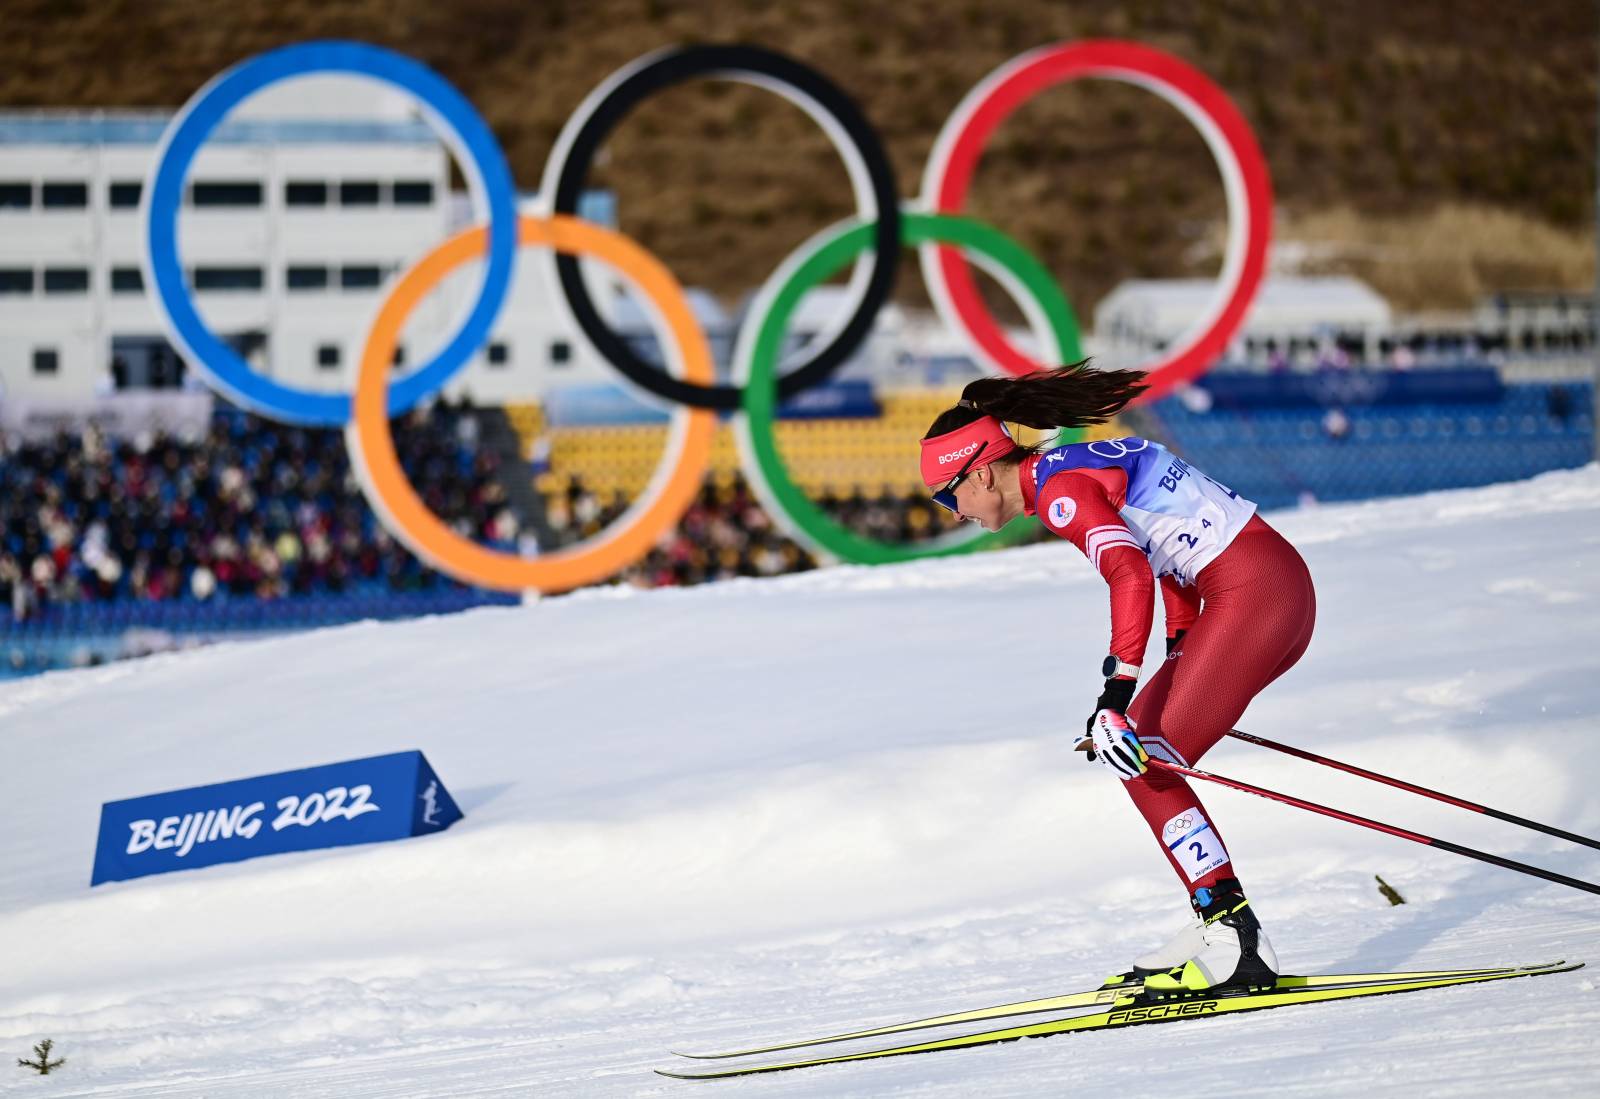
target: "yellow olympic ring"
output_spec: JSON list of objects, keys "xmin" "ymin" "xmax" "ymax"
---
[{"xmin": 346, "ymin": 215, "xmax": 717, "ymax": 593}]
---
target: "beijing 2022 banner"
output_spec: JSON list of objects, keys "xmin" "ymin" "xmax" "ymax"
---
[{"xmin": 90, "ymin": 751, "xmax": 462, "ymax": 885}]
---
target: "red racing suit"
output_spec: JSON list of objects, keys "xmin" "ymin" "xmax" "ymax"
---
[{"xmin": 1020, "ymin": 445, "xmax": 1316, "ymax": 894}]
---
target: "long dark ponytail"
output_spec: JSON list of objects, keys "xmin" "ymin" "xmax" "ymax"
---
[{"xmin": 922, "ymin": 359, "xmax": 1148, "ymax": 441}]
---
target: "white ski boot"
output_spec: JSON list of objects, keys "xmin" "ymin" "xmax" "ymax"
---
[
  {"xmin": 1100, "ymin": 916, "xmax": 1207, "ymax": 990},
  {"xmin": 1143, "ymin": 878, "xmax": 1279, "ymax": 994}
]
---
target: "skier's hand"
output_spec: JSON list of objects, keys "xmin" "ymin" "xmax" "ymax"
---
[
  {"xmin": 1088, "ymin": 708, "xmax": 1148, "ymax": 780},
  {"xmin": 1082, "ymin": 675, "xmax": 1136, "ymax": 741},
  {"xmin": 1078, "ymin": 675, "xmax": 1136, "ymax": 768}
]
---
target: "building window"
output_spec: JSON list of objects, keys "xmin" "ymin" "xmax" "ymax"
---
[
  {"xmin": 317, "ymin": 344, "xmax": 341, "ymax": 370},
  {"xmin": 286, "ymin": 265, "xmax": 329, "ymax": 291},
  {"xmin": 33, "ymin": 348, "xmax": 59, "ymax": 375},
  {"xmin": 43, "ymin": 267, "xmax": 90, "ymax": 294},
  {"xmin": 0, "ymin": 181, "xmax": 31, "ymax": 208},
  {"xmin": 285, "ymin": 181, "xmax": 328, "ymax": 207},
  {"xmin": 393, "ymin": 180, "xmax": 434, "ymax": 206},
  {"xmin": 109, "ymin": 181, "xmax": 142, "ymax": 208},
  {"xmin": 340, "ymin": 265, "xmax": 382, "ymax": 290},
  {"xmin": 339, "ymin": 181, "xmax": 381, "ymax": 206},
  {"xmin": 191, "ymin": 181, "xmax": 263, "ymax": 207},
  {"xmin": 41, "ymin": 181, "xmax": 88, "ymax": 209},
  {"xmin": 193, "ymin": 266, "xmax": 264, "ymax": 292},
  {"xmin": 550, "ymin": 339, "xmax": 572, "ymax": 366},
  {"xmin": 487, "ymin": 341, "xmax": 510, "ymax": 367},
  {"xmin": 111, "ymin": 268, "xmax": 144, "ymax": 293},
  {"xmin": 0, "ymin": 268, "xmax": 34, "ymax": 294}
]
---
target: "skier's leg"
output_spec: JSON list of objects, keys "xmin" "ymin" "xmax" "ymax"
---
[
  {"xmin": 1124, "ymin": 516, "xmax": 1316, "ymax": 894},
  {"xmin": 1114, "ymin": 519, "xmax": 1316, "ymax": 989},
  {"xmin": 1108, "ymin": 627, "xmax": 1255, "ymax": 983}
]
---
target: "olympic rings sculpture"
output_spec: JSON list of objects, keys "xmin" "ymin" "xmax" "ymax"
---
[{"xmin": 143, "ymin": 38, "xmax": 1270, "ymax": 593}]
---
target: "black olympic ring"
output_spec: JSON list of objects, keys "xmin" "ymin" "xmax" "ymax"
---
[{"xmin": 545, "ymin": 44, "xmax": 901, "ymax": 411}]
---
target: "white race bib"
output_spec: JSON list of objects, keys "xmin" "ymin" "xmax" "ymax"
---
[{"xmin": 1162, "ymin": 806, "xmax": 1231, "ymax": 883}]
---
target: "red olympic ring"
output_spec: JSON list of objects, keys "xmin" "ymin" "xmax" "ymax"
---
[{"xmin": 920, "ymin": 40, "xmax": 1272, "ymax": 403}]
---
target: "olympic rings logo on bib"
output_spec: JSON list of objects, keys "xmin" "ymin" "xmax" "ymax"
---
[
  {"xmin": 1087, "ymin": 438, "xmax": 1153, "ymax": 460},
  {"xmin": 144, "ymin": 39, "xmax": 1270, "ymax": 592}
]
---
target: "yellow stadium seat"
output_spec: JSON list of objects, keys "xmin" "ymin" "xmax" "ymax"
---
[{"xmin": 526, "ymin": 389, "xmax": 1133, "ymax": 509}]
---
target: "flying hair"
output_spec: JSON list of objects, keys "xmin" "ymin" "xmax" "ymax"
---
[{"xmin": 922, "ymin": 359, "xmax": 1149, "ymax": 441}]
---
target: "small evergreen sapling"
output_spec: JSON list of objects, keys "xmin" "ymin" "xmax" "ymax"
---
[{"xmin": 17, "ymin": 1038, "xmax": 65, "ymax": 1075}]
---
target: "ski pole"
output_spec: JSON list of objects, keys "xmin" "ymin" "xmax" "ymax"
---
[
  {"xmin": 1144, "ymin": 758, "xmax": 1600, "ymax": 898},
  {"xmin": 1225, "ymin": 728, "xmax": 1600, "ymax": 853}
]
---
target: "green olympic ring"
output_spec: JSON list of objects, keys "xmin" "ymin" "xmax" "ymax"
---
[{"xmin": 734, "ymin": 210, "xmax": 1083, "ymax": 565}]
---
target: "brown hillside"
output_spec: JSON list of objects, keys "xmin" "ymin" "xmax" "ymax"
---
[{"xmin": 5, "ymin": 0, "xmax": 1594, "ymax": 313}]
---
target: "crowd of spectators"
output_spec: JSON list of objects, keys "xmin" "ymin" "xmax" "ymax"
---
[
  {"xmin": 0, "ymin": 398, "xmax": 519, "ymax": 621},
  {"xmin": 4, "ymin": 398, "xmax": 1003, "ymax": 630},
  {"xmin": 544, "ymin": 472, "xmax": 965, "ymax": 589}
]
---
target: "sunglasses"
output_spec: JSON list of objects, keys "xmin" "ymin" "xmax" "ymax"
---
[{"xmin": 930, "ymin": 442, "xmax": 989, "ymax": 515}]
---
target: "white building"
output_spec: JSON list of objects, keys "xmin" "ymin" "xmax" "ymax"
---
[
  {"xmin": 1092, "ymin": 275, "xmax": 1394, "ymax": 368},
  {"xmin": 0, "ymin": 76, "xmax": 619, "ymax": 416}
]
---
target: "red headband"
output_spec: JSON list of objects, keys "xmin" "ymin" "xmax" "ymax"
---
[{"xmin": 919, "ymin": 414, "xmax": 1015, "ymax": 487}]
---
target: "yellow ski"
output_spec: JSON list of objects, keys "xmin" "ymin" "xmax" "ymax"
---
[
  {"xmin": 658, "ymin": 961, "xmax": 1582, "ymax": 1080},
  {"xmin": 671, "ymin": 960, "xmax": 1560, "ymax": 1061}
]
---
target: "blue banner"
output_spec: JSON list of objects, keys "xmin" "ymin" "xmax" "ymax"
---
[
  {"xmin": 776, "ymin": 380, "xmax": 881, "ymax": 420},
  {"xmin": 542, "ymin": 381, "xmax": 881, "ymax": 425},
  {"xmin": 90, "ymin": 751, "xmax": 462, "ymax": 885},
  {"xmin": 1199, "ymin": 367, "xmax": 1505, "ymax": 409}
]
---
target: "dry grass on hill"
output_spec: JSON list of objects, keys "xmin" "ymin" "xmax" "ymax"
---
[
  {"xmin": 4, "ymin": 0, "xmax": 1593, "ymax": 313},
  {"xmin": 1280, "ymin": 204, "xmax": 1597, "ymax": 312}
]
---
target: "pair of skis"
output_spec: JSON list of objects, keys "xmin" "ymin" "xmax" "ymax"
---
[
  {"xmin": 657, "ymin": 960, "xmax": 1583, "ymax": 1079},
  {"xmin": 659, "ymin": 732, "xmax": 1598, "ymax": 1079}
]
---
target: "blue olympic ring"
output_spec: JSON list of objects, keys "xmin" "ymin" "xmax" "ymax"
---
[{"xmin": 142, "ymin": 41, "xmax": 518, "ymax": 426}]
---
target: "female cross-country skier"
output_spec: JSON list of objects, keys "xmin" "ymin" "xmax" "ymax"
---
[{"xmin": 918, "ymin": 361, "xmax": 1316, "ymax": 994}]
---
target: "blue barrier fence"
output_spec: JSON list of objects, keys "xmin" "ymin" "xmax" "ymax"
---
[
  {"xmin": 1148, "ymin": 379, "xmax": 1593, "ymax": 510},
  {"xmin": 1, "ymin": 589, "xmax": 518, "ymax": 680}
]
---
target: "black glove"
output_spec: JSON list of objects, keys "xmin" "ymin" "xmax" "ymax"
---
[
  {"xmin": 1165, "ymin": 629, "xmax": 1187, "ymax": 656},
  {"xmin": 1083, "ymin": 675, "xmax": 1136, "ymax": 740}
]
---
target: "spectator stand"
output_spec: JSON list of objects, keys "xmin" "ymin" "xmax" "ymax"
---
[{"xmin": 1, "ymin": 400, "xmax": 522, "ymax": 679}]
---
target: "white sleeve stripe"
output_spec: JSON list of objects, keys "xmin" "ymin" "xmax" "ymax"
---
[
  {"xmin": 1085, "ymin": 530, "xmax": 1142, "ymax": 571},
  {"xmin": 1084, "ymin": 527, "xmax": 1140, "ymax": 552},
  {"xmin": 1090, "ymin": 542, "xmax": 1142, "ymax": 571}
]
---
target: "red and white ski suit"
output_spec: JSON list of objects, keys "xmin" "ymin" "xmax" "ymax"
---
[{"xmin": 1019, "ymin": 454, "xmax": 1317, "ymax": 894}]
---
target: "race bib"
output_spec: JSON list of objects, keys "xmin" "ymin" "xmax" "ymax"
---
[{"xmin": 1162, "ymin": 806, "xmax": 1230, "ymax": 883}]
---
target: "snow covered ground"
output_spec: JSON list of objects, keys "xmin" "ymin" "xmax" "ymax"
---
[{"xmin": 4, "ymin": 467, "xmax": 1600, "ymax": 1097}]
